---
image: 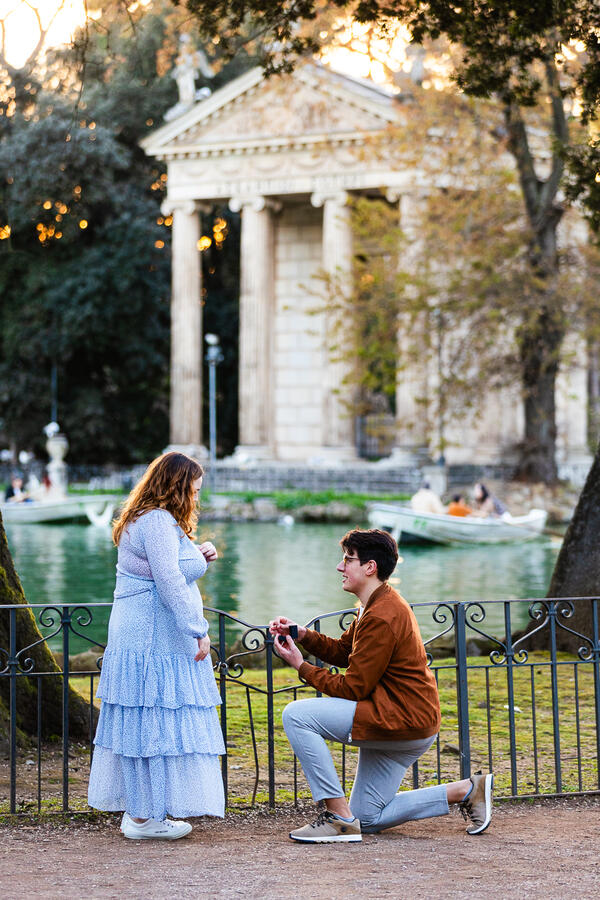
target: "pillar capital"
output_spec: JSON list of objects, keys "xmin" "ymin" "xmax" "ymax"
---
[
  {"xmin": 385, "ymin": 188, "xmax": 402, "ymax": 203},
  {"xmin": 161, "ymin": 199, "xmax": 212, "ymax": 217},
  {"xmin": 310, "ymin": 190, "xmax": 349, "ymax": 209},
  {"xmin": 229, "ymin": 195, "xmax": 282, "ymax": 214},
  {"xmin": 161, "ymin": 198, "xmax": 196, "ymax": 217}
]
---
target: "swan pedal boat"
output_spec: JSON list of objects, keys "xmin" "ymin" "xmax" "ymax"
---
[
  {"xmin": 0, "ymin": 495, "xmax": 118, "ymax": 526},
  {"xmin": 367, "ymin": 503, "xmax": 548, "ymax": 545}
]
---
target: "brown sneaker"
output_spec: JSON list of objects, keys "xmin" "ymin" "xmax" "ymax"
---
[
  {"xmin": 289, "ymin": 810, "xmax": 362, "ymax": 843},
  {"xmin": 459, "ymin": 771, "xmax": 494, "ymax": 835}
]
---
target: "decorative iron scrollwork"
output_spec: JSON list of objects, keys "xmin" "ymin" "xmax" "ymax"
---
[
  {"xmin": 68, "ymin": 606, "xmax": 98, "ymax": 645},
  {"xmin": 423, "ymin": 603, "xmax": 456, "ymax": 664},
  {"xmin": 463, "ymin": 602, "xmax": 512, "ymax": 665},
  {"xmin": 339, "ymin": 610, "xmax": 358, "ymax": 631}
]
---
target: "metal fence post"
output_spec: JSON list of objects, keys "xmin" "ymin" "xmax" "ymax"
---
[
  {"xmin": 313, "ymin": 619, "xmax": 323, "ymax": 698},
  {"xmin": 591, "ymin": 598, "xmax": 600, "ymax": 790},
  {"xmin": 9, "ymin": 608, "xmax": 17, "ymax": 814},
  {"xmin": 548, "ymin": 600, "xmax": 562, "ymax": 794},
  {"xmin": 265, "ymin": 629, "xmax": 275, "ymax": 808},
  {"xmin": 454, "ymin": 603, "xmax": 471, "ymax": 779},
  {"xmin": 62, "ymin": 606, "xmax": 71, "ymax": 812},
  {"xmin": 218, "ymin": 613, "xmax": 228, "ymax": 803},
  {"xmin": 503, "ymin": 602, "xmax": 518, "ymax": 794}
]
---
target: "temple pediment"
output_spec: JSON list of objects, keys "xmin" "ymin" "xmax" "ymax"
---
[{"xmin": 141, "ymin": 63, "xmax": 401, "ymax": 159}]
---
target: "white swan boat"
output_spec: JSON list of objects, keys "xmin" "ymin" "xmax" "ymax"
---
[
  {"xmin": 367, "ymin": 503, "xmax": 548, "ymax": 545},
  {"xmin": 0, "ymin": 495, "xmax": 118, "ymax": 526}
]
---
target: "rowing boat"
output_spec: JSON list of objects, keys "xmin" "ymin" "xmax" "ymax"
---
[
  {"xmin": 0, "ymin": 495, "xmax": 117, "ymax": 526},
  {"xmin": 367, "ymin": 503, "xmax": 548, "ymax": 545}
]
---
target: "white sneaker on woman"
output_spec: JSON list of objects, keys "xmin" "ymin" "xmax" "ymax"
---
[{"xmin": 122, "ymin": 816, "xmax": 192, "ymax": 840}]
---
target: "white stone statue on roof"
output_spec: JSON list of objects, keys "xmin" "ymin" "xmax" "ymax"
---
[{"xmin": 165, "ymin": 34, "xmax": 214, "ymax": 121}]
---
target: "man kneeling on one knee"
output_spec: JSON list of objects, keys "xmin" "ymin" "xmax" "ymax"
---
[{"xmin": 270, "ymin": 528, "xmax": 493, "ymax": 844}]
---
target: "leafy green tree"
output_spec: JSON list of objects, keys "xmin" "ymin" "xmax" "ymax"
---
[
  {"xmin": 0, "ymin": 1, "xmax": 252, "ymax": 462},
  {"xmin": 0, "ymin": 8, "xmax": 180, "ymax": 461}
]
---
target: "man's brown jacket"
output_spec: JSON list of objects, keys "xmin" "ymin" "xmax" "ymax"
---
[{"xmin": 298, "ymin": 582, "xmax": 441, "ymax": 742}]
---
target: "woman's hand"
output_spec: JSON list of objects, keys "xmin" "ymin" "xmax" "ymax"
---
[
  {"xmin": 195, "ymin": 635, "xmax": 211, "ymax": 661},
  {"xmin": 199, "ymin": 541, "xmax": 218, "ymax": 562},
  {"xmin": 268, "ymin": 616, "xmax": 307, "ymax": 641},
  {"xmin": 273, "ymin": 635, "xmax": 304, "ymax": 670}
]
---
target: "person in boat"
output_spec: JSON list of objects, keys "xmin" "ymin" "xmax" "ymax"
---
[
  {"xmin": 471, "ymin": 482, "xmax": 507, "ymax": 517},
  {"xmin": 447, "ymin": 494, "xmax": 472, "ymax": 517},
  {"xmin": 410, "ymin": 480, "xmax": 446, "ymax": 515},
  {"xmin": 87, "ymin": 451, "xmax": 225, "ymax": 840},
  {"xmin": 269, "ymin": 528, "xmax": 494, "ymax": 844},
  {"xmin": 4, "ymin": 473, "xmax": 30, "ymax": 503}
]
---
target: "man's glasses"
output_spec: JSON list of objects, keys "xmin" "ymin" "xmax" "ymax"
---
[{"xmin": 341, "ymin": 554, "xmax": 362, "ymax": 565}]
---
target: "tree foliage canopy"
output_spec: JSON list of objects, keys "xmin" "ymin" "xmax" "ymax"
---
[
  {"xmin": 179, "ymin": 0, "xmax": 600, "ymax": 218},
  {"xmin": 0, "ymin": 2, "xmax": 247, "ymax": 461},
  {"xmin": 0, "ymin": 8, "xmax": 179, "ymax": 460}
]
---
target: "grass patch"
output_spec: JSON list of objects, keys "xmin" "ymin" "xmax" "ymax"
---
[
  {"xmin": 70, "ymin": 655, "xmax": 600, "ymax": 804},
  {"xmin": 213, "ymin": 652, "xmax": 600, "ymax": 805},
  {"xmin": 6, "ymin": 652, "xmax": 598, "ymax": 814},
  {"xmin": 67, "ymin": 487, "xmax": 127, "ymax": 496},
  {"xmin": 212, "ymin": 490, "xmax": 411, "ymax": 511}
]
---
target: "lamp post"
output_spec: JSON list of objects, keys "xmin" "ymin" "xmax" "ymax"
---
[{"xmin": 205, "ymin": 333, "xmax": 223, "ymax": 466}]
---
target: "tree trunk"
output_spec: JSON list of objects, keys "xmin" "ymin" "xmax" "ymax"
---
[
  {"xmin": 504, "ymin": 88, "xmax": 566, "ymax": 484},
  {"xmin": 516, "ymin": 305, "xmax": 562, "ymax": 483},
  {"xmin": 587, "ymin": 335, "xmax": 600, "ymax": 451},
  {"xmin": 0, "ymin": 512, "xmax": 97, "ymax": 744},
  {"xmin": 526, "ymin": 441, "xmax": 600, "ymax": 652}
]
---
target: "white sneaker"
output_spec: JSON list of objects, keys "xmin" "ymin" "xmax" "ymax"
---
[
  {"xmin": 120, "ymin": 812, "xmax": 132, "ymax": 832},
  {"xmin": 122, "ymin": 816, "xmax": 192, "ymax": 840}
]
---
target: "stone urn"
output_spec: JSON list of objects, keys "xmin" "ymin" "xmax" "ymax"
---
[{"xmin": 45, "ymin": 430, "xmax": 69, "ymax": 498}]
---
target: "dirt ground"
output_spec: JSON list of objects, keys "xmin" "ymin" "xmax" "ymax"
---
[{"xmin": 0, "ymin": 796, "xmax": 599, "ymax": 900}]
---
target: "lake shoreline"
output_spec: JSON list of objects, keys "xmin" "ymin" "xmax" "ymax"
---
[{"xmin": 200, "ymin": 479, "xmax": 579, "ymax": 525}]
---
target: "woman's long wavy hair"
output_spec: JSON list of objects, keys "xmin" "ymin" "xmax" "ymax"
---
[{"xmin": 112, "ymin": 452, "xmax": 204, "ymax": 545}]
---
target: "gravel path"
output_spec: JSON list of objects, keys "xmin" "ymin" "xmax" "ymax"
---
[{"xmin": 1, "ymin": 797, "xmax": 599, "ymax": 899}]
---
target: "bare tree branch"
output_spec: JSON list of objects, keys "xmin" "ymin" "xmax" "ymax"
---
[
  {"xmin": 537, "ymin": 57, "xmax": 569, "ymax": 222},
  {"xmin": 0, "ymin": 16, "xmax": 6, "ymax": 66},
  {"xmin": 0, "ymin": 1, "xmax": 68, "ymax": 75},
  {"xmin": 503, "ymin": 100, "xmax": 541, "ymax": 226}
]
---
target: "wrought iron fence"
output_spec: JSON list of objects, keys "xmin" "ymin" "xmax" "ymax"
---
[{"xmin": 1, "ymin": 596, "xmax": 599, "ymax": 815}]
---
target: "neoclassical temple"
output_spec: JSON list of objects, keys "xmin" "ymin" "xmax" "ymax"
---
[{"xmin": 142, "ymin": 62, "xmax": 591, "ymax": 471}]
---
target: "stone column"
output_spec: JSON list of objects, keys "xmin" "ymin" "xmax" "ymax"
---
[
  {"xmin": 311, "ymin": 190, "xmax": 357, "ymax": 459},
  {"xmin": 163, "ymin": 199, "xmax": 207, "ymax": 457},
  {"xmin": 556, "ymin": 334, "xmax": 593, "ymax": 481},
  {"xmin": 389, "ymin": 191, "xmax": 432, "ymax": 465},
  {"xmin": 229, "ymin": 196, "xmax": 279, "ymax": 460},
  {"xmin": 555, "ymin": 211, "xmax": 593, "ymax": 483}
]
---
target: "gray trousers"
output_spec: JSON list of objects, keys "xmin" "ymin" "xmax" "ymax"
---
[{"xmin": 282, "ymin": 697, "xmax": 449, "ymax": 833}]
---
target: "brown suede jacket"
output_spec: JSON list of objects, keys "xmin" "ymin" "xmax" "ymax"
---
[{"xmin": 298, "ymin": 582, "xmax": 441, "ymax": 741}]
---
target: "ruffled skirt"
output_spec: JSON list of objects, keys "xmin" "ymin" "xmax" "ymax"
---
[{"xmin": 88, "ymin": 648, "xmax": 225, "ymax": 820}]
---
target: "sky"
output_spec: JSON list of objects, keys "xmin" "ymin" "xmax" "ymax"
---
[
  {"xmin": 1, "ymin": 1, "xmax": 408, "ymax": 85},
  {"xmin": 0, "ymin": 0, "xmax": 88, "ymax": 67}
]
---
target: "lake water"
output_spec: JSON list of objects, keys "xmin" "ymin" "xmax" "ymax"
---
[{"xmin": 4, "ymin": 520, "xmax": 561, "ymax": 653}]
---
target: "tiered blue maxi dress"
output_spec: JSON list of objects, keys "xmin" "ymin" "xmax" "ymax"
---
[{"xmin": 88, "ymin": 508, "xmax": 225, "ymax": 820}]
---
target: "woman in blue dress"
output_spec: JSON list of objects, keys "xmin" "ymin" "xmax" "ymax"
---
[{"xmin": 88, "ymin": 451, "xmax": 225, "ymax": 839}]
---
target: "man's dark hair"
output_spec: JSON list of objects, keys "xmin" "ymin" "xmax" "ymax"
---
[{"xmin": 340, "ymin": 528, "xmax": 399, "ymax": 582}]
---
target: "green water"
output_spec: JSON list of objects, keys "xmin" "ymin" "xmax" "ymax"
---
[{"xmin": 4, "ymin": 520, "xmax": 560, "ymax": 653}]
